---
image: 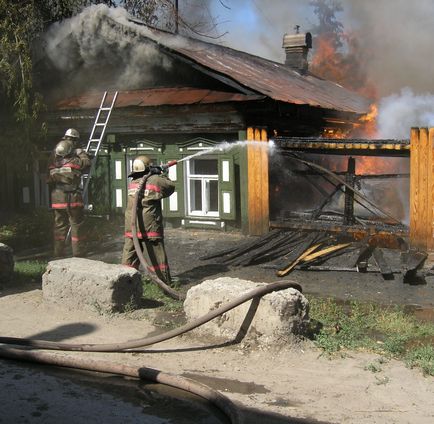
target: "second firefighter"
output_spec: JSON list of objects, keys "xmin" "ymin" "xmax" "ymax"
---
[{"xmin": 122, "ymin": 155, "xmax": 175, "ymax": 285}]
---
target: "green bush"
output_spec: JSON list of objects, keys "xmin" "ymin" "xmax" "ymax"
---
[{"xmin": 0, "ymin": 209, "xmax": 52, "ymax": 250}]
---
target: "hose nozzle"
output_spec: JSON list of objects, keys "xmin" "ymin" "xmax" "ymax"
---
[{"xmin": 166, "ymin": 160, "xmax": 178, "ymax": 167}]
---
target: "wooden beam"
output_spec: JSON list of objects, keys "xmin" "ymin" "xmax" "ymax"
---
[
  {"xmin": 410, "ymin": 127, "xmax": 433, "ymax": 250},
  {"xmin": 428, "ymin": 128, "xmax": 434, "ymax": 250},
  {"xmin": 247, "ymin": 126, "xmax": 270, "ymax": 235}
]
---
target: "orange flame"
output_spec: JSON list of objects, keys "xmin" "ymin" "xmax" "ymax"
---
[
  {"xmin": 350, "ymin": 103, "xmax": 379, "ymax": 139},
  {"xmin": 311, "ymin": 33, "xmax": 380, "ymax": 140}
]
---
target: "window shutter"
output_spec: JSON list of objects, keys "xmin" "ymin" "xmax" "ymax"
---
[
  {"xmin": 111, "ymin": 152, "xmax": 126, "ymax": 212},
  {"xmin": 163, "ymin": 157, "xmax": 184, "ymax": 218},
  {"xmin": 219, "ymin": 156, "xmax": 236, "ymax": 220}
]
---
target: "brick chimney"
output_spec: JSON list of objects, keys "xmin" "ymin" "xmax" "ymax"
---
[{"xmin": 282, "ymin": 30, "xmax": 312, "ymax": 73}]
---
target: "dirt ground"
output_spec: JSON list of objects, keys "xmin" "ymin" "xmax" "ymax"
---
[{"xmin": 2, "ymin": 228, "xmax": 434, "ymax": 423}]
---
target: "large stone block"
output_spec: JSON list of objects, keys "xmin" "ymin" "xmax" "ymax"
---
[
  {"xmin": 0, "ymin": 243, "xmax": 14, "ymax": 284},
  {"xmin": 42, "ymin": 258, "xmax": 142, "ymax": 313},
  {"xmin": 184, "ymin": 277, "xmax": 309, "ymax": 344}
]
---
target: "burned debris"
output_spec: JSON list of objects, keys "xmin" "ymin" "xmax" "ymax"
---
[
  {"xmin": 201, "ymin": 229, "xmax": 427, "ymax": 284},
  {"xmin": 203, "ymin": 136, "xmax": 427, "ymax": 284}
]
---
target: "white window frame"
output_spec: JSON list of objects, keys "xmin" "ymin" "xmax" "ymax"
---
[{"xmin": 186, "ymin": 158, "xmax": 219, "ymax": 217}]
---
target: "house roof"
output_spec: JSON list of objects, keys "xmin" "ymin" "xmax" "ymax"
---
[
  {"xmin": 56, "ymin": 87, "xmax": 264, "ymax": 109},
  {"xmin": 117, "ymin": 17, "xmax": 371, "ymax": 115}
]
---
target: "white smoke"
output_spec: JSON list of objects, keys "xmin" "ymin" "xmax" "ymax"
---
[
  {"xmin": 44, "ymin": 5, "xmax": 175, "ymax": 89},
  {"xmin": 377, "ymin": 88, "xmax": 434, "ymax": 139}
]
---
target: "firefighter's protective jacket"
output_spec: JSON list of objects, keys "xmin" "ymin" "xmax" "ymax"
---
[
  {"xmin": 48, "ymin": 147, "xmax": 91, "ymax": 209},
  {"xmin": 124, "ymin": 174, "xmax": 175, "ymax": 240}
]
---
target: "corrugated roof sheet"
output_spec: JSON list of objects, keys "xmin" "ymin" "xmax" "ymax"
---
[
  {"xmin": 56, "ymin": 87, "xmax": 264, "ymax": 109},
  {"xmin": 125, "ymin": 20, "xmax": 371, "ymax": 114}
]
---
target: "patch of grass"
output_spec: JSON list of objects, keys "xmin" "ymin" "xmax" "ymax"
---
[
  {"xmin": 365, "ymin": 361, "xmax": 383, "ymax": 373},
  {"xmin": 13, "ymin": 260, "xmax": 47, "ymax": 284},
  {"xmin": 141, "ymin": 277, "xmax": 183, "ymax": 312},
  {"xmin": 307, "ymin": 295, "xmax": 434, "ymax": 376},
  {"xmin": 405, "ymin": 345, "xmax": 434, "ymax": 376},
  {"xmin": 0, "ymin": 210, "xmax": 52, "ymax": 250}
]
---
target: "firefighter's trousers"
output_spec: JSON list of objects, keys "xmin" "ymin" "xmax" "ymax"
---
[
  {"xmin": 53, "ymin": 207, "xmax": 86, "ymax": 257},
  {"xmin": 122, "ymin": 237, "xmax": 172, "ymax": 285}
]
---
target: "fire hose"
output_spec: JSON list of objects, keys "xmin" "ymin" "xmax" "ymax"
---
[
  {"xmin": 130, "ymin": 160, "xmax": 184, "ymax": 300},
  {"xmin": 0, "ymin": 160, "xmax": 303, "ymax": 422},
  {"xmin": 0, "ymin": 281, "xmax": 302, "ymax": 424},
  {"xmin": 0, "ymin": 346, "xmax": 241, "ymax": 424}
]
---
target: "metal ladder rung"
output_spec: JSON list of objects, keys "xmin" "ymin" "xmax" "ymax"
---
[{"xmin": 100, "ymin": 107, "xmax": 112, "ymax": 111}]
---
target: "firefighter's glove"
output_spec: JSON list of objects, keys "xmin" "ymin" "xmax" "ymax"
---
[
  {"xmin": 160, "ymin": 164, "xmax": 169, "ymax": 175},
  {"xmin": 75, "ymin": 148, "xmax": 84, "ymax": 156},
  {"xmin": 149, "ymin": 166, "xmax": 162, "ymax": 175}
]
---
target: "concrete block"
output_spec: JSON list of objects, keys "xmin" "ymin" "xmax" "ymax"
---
[
  {"xmin": 184, "ymin": 277, "xmax": 309, "ymax": 344},
  {"xmin": 42, "ymin": 258, "xmax": 142, "ymax": 313},
  {"xmin": 0, "ymin": 243, "xmax": 14, "ymax": 284}
]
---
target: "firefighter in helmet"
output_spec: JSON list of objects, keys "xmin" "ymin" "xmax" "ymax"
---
[
  {"xmin": 122, "ymin": 155, "xmax": 175, "ymax": 285},
  {"xmin": 47, "ymin": 129, "xmax": 91, "ymax": 257}
]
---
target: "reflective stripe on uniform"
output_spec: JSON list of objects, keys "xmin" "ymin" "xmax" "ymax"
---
[
  {"xmin": 145, "ymin": 184, "xmax": 161, "ymax": 193},
  {"xmin": 148, "ymin": 264, "xmax": 168, "ymax": 272},
  {"xmin": 124, "ymin": 231, "xmax": 161, "ymax": 239},
  {"xmin": 51, "ymin": 202, "xmax": 84, "ymax": 209},
  {"xmin": 128, "ymin": 182, "xmax": 140, "ymax": 196},
  {"xmin": 49, "ymin": 167, "xmax": 81, "ymax": 176}
]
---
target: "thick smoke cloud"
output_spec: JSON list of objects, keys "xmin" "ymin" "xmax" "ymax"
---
[
  {"xmin": 208, "ymin": 0, "xmax": 434, "ymax": 137},
  {"xmin": 44, "ymin": 5, "xmax": 174, "ymax": 91},
  {"xmin": 45, "ymin": 1, "xmax": 434, "ymax": 137},
  {"xmin": 211, "ymin": 0, "xmax": 434, "ymax": 97},
  {"xmin": 378, "ymin": 89, "xmax": 434, "ymax": 139}
]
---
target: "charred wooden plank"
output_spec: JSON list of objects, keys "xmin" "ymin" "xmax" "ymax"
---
[
  {"xmin": 217, "ymin": 229, "xmax": 284, "ymax": 263},
  {"xmin": 276, "ymin": 243, "xmax": 323, "ymax": 277},
  {"xmin": 235, "ymin": 234, "xmax": 303, "ymax": 267},
  {"xmin": 227, "ymin": 233, "xmax": 287, "ymax": 266},
  {"xmin": 296, "ymin": 265, "xmax": 401, "ymax": 273},
  {"xmin": 244, "ymin": 232, "xmax": 305, "ymax": 266},
  {"xmin": 302, "ymin": 243, "xmax": 352, "ymax": 262},
  {"xmin": 372, "ymin": 248, "xmax": 394, "ymax": 280},
  {"xmin": 199, "ymin": 229, "xmax": 282, "ymax": 261},
  {"xmin": 401, "ymin": 249, "xmax": 427, "ymax": 272},
  {"xmin": 228, "ymin": 231, "xmax": 295, "ymax": 266},
  {"xmin": 354, "ymin": 243, "xmax": 375, "ymax": 273},
  {"xmin": 400, "ymin": 249, "xmax": 427, "ymax": 283},
  {"xmin": 269, "ymin": 232, "xmax": 327, "ymax": 270}
]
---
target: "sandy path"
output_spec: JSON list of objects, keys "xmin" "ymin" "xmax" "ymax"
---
[{"xmin": 1, "ymin": 286, "xmax": 433, "ymax": 424}]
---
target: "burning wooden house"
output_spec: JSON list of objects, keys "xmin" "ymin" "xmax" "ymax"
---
[{"xmin": 13, "ymin": 10, "xmax": 384, "ymax": 238}]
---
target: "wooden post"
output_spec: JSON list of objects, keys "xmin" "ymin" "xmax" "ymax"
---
[
  {"xmin": 409, "ymin": 127, "xmax": 434, "ymax": 251},
  {"xmin": 247, "ymin": 127, "xmax": 269, "ymax": 235},
  {"xmin": 429, "ymin": 128, "xmax": 434, "ymax": 251}
]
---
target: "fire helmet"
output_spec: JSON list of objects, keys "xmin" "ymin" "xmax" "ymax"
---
[
  {"xmin": 129, "ymin": 155, "xmax": 152, "ymax": 176},
  {"xmin": 55, "ymin": 139, "xmax": 74, "ymax": 157},
  {"xmin": 64, "ymin": 128, "xmax": 80, "ymax": 139}
]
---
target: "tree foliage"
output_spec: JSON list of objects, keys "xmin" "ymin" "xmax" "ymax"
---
[
  {"xmin": 310, "ymin": 0, "xmax": 344, "ymax": 49},
  {"xmin": 0, "ymin": 0, "xmax": 160, "ymax": 159},
  {"xmin": 0, "ymin": 0, "xmax": 217, "ymax": 161}
]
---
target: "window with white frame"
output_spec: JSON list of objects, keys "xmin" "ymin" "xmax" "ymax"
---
[{"xmin": 186, "ymin": 158, "xmax": 219, "ymax": 217}]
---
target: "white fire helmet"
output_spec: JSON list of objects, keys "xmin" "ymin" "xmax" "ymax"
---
[
  {"xmin": 129, "ymin": 155, "xmax": 151, "ymax": 176},
  {"xmin": 55, "ymin": 139, "xmax": 73, "ymax": 157},
  {"xmin": 64, "ymin": 128, "xmax": 80, "ymax": 139}
]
